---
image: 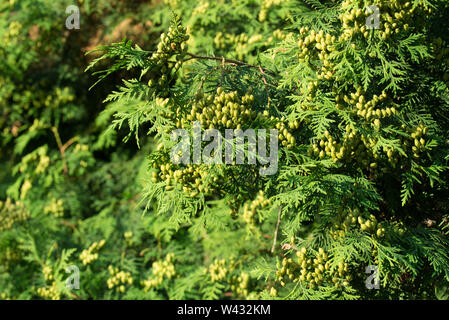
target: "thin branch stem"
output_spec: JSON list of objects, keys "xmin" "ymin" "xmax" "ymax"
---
[
  {"xmin": 185, "ymin": 53, "xmax": 275, "ymax": 76},
  {"xmin": 271, "ymin": 205, "xmax": 283, "ymax": 253},
  {"xmin": 220, "ymin": 57, "xmax": 225, "ymax": 87},
  {"xmin": 198, "ymin": 66, "xmax": 220, "ymax": 91},
  {"xmin": 259, "ymin": 66, "xmax": 272, "ymax": 109},
  {"xmin": 61, "ymin": 137, "xmax": 78, "ymax": 154},
  {"xmin": 51, "ymin": 127, "xmax": 78, "ymax": 176}
]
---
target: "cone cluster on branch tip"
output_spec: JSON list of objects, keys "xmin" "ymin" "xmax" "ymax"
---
[
  {"xmin": 208, "ymin": 258, "xmax": 229, "ymax": 282},
  {"xmin": 275, "ymin": 247, "xmax": 351, "ymax": 290},
  {"xmin": 0, "ymin": 199, "xmax": 30, "ymax": 232},
  {"xmin": 330, "ymin": 208, "xmax": 387, "ymax": 241},
  {"xmin": 42, "ymin": 265, "xmax": 53, "ymax": 282},
  {"xmin": 259, "ymin": 0, "xmax": 284, "ymax": 22},
  {"xmin": 37, "ymin": 281, "xmax": 60, "ymax": 300},
  {"xmin": 339, "ymin": 0, "xmax": 429, "ymax": 41},
  {"xmin": 185, "ymin": 89, "xmax": 256, "ymax": 131},
  {"xmin": 201, "ymin": 258, "xmax": 254, "ymax": 298},
  {"xmin": 243, "ymin": 190, "xmax": 271, "ymax": 226},
  {"xmin": 18, "ymin": 146, "xmax": 50, "ymax": 174},
  {"xmin": 142, "ymin": 253, "xmax": 176, "ymax": 291},
  {"xmin": 124, "ymin": 231, "xmax": 134, "ymax": 246},
  {"xmin": 230, "ymin": 272, "xmax": 250, "ymax": 297},
  {"xmin": 37, "ymin": 262, "xmax": 59, "ymax": 300},
  {"xmin": 80, "ymin": 240, "xmax": 106, "ymax": 265},
  {"xmin": 44, "ymin": 198, "xmax": 64, "ymax": 218},
  {"xmin": 107, "ymin": 266, "xmax": 133, "ymax": 293},
  {"xmin": 1, "ymin": 248, "xmax": 22, "ymax": 268},
  {"xmin": 1, "ymin": 21, "xmax": 22, "ymax": 46},
  {"xmin": 147, "ymin": 19, "xmax": 189, "ymax": 91},
  {"xmin": 409, "ymin": 123, "xmax": 428, "ymax": 159},
  {"xmin": 298, "ymin": 27, "xmax": 336, "ymax": 81}
]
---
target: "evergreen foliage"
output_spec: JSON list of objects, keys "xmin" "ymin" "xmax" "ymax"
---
[{"xmin": 1, "ymin": 0, "xmax": 449, "ymax": 300}]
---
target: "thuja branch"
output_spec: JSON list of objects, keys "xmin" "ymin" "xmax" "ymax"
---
[{"xmin": 184, "ymin": 53, "xmax": 276, "ymax": 76}]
